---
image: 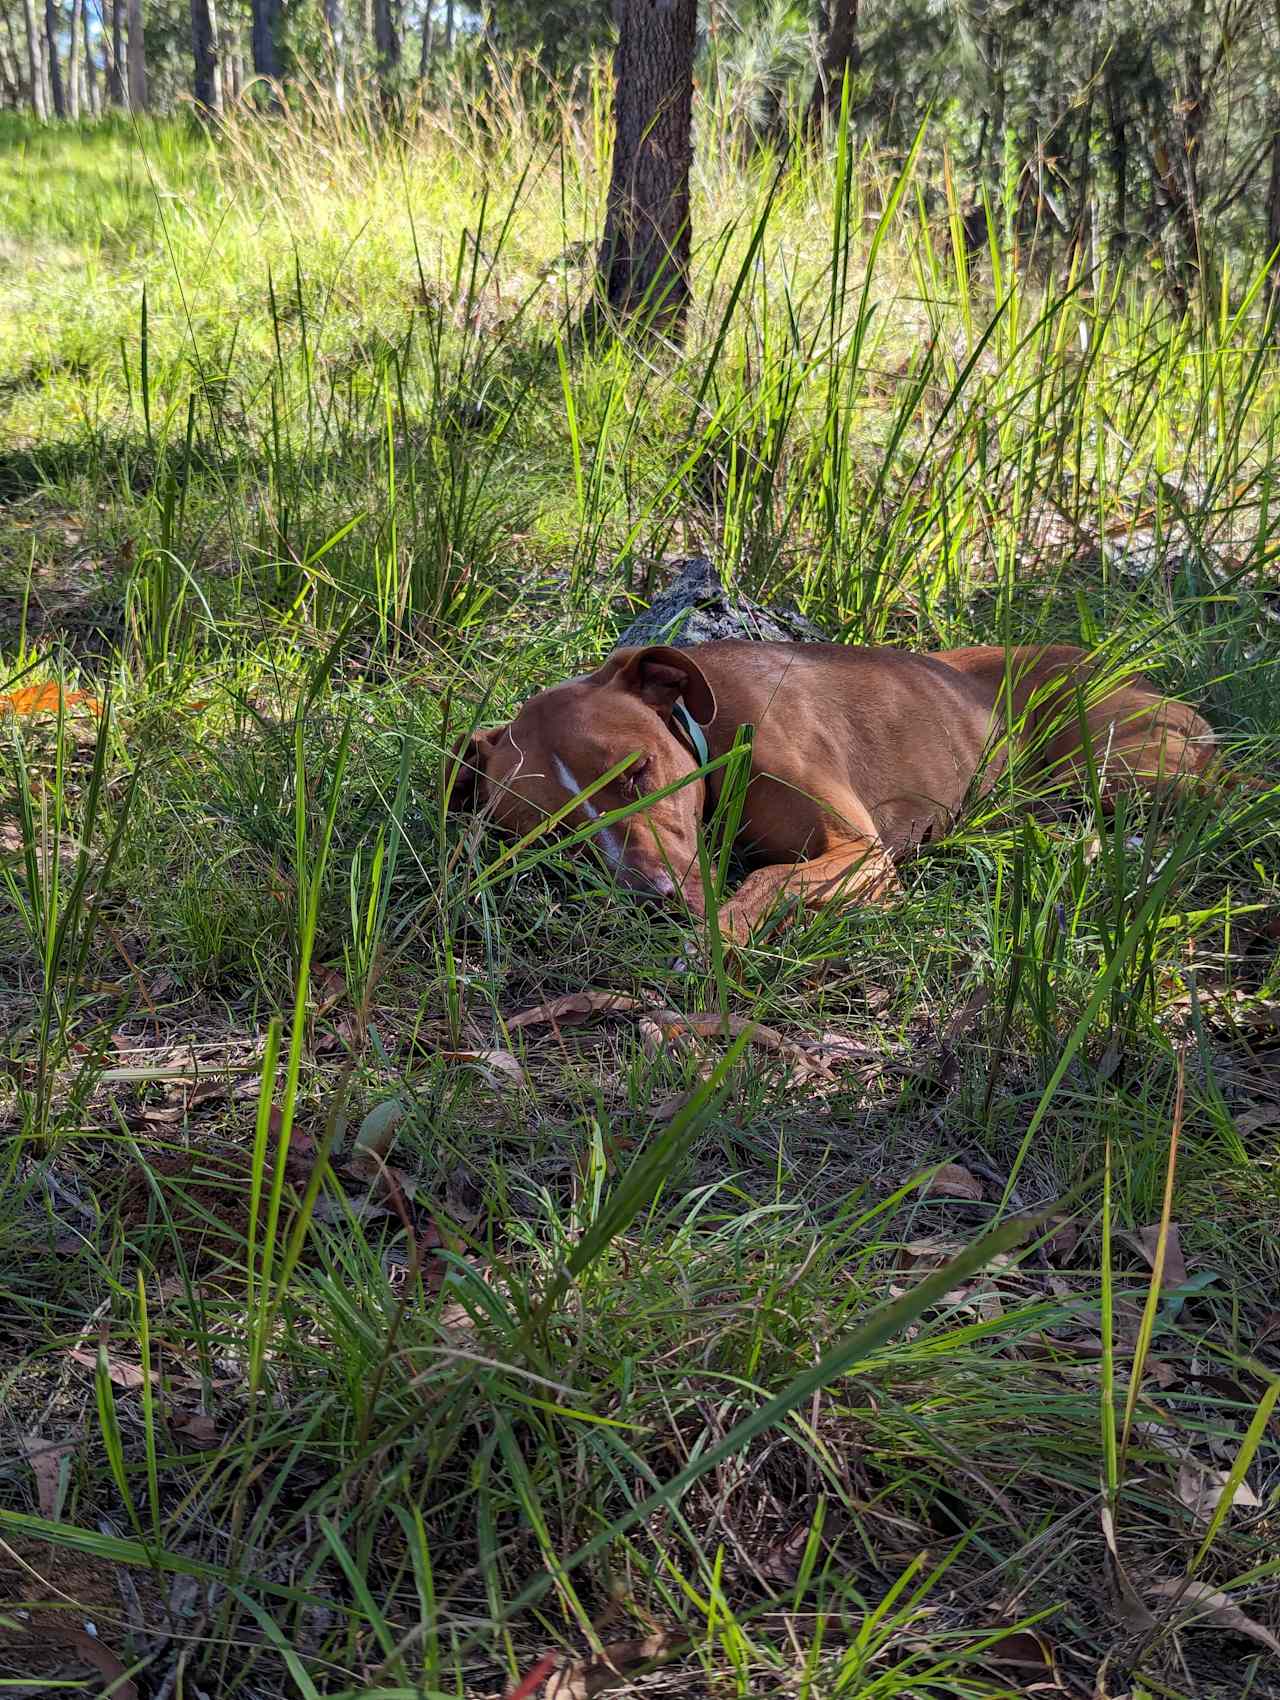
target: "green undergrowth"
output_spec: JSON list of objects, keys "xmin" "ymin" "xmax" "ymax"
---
[{"xmin": 2, "ymin": 77, "xmax": 1279, "ymax": 1700}]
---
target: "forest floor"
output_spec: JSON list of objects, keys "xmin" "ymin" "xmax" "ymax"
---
[{"xmin": 2, "ymin": 96, "xmax": 1280, "ymax": 1699}]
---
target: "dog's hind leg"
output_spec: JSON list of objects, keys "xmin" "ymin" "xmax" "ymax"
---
[{"xmin": 1035, "ymin": 687, "xmax": 1216, "ymax": 807}]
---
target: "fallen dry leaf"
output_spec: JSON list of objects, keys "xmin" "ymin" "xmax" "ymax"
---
[
  {"xmin": 1234, "ymin": 1105, "xmax": 1280, "ymax": 1137},
  {"xmin": 544, "ymin": 1631, "xmax": 679, "ymax": 1698},
  {"xmin": 649, "ymin": 1089, "xmax": 698, "ymax": 1124},
  {"xmin": 507, "ymin": 989, "xmax": 649, "ymax": 1030},
  {"xmin": 312, "ymin": 965, "xmax": 347, "ymax": 1017},
  {"xmin": 646, "ymin": 1010, "xmax": 839, "ymax": 1087},
  {"xmin": 168, "ymin": 1409, "xmax": 220, "ymax": 1450},
  {"xmin": 1119, "ymin": 1222, "xmax": 1188, "ymax": 1290},
  {"xmin": 66, "ymin": 1347, "xmax": 156, "ymax": 1389},
  {"xmin": 443, "ymin": 1048, "xmax": 526, "ymax": 1090},
  {"xmin": 1100, "ymin": 1500, "xmax": 1157, "ymax": 1630},
  {"xmin": 66, "ymin": 1630, "xmax": 138, "ymax": 1699},
  {"xmin": 1176, "ymin": 1460, "xmax": 1261, "ymax": 1524},
  {"xmin": 1043, "ymin": 1215, "xmax": 1082, "ymax": 1263},
  {"xmin": 21, "ymin": 1435, "xmax": 74, "ymax": 1520},
  {"xmin": 0, "ymin": 683, "xmax": 102, "ymax": 718},
  {"xmin": 940, "ymin": 984, "xmax": 992, "ymax": 1046},
  {"xmin": 970, "ymin": 1627, "xmax": 1060, "ymax": 1684},
  {"xmin": 920, "ymin": 1162, "xmax": 984, "ymax": 1202},
  {"xmin": 757, "ymin": 1520, "xmax": 814, "ymax": 1585},
  {"xmin": 1148, "ymin": 1579, "xmax": 1280, "ymax": 1654}
]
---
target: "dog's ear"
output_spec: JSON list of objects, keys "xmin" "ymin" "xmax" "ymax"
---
[
  {"xmin": 445, "ymin": 725, "xmax": 505, "ymax": 812},
  {"xmin": 610, "ymin": 646, "xmax": 717, "ymax": 726}
]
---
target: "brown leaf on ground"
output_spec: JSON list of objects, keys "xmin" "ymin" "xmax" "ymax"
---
[
  {"xmin": 1176, "ymin": 1460, "xmax": 1261, "ymax": 1523},
  {"xmin": 168, "ymin": 1409, "xmax": 221, "ymax": 1451},
  {"xmin": 757, "ymin": 1519, "xmax": 817, "ymax": 1585},
  {"xmin": 544, "ymin": 1631, "xmax": 679, "ymax": 1698},
  {"xmin": 442, "ymin": 1048, "xmax": 526, "ymax": 1090},
  {"xmin": 66, "ymin": 1347, "xmax": 156, "ymax": 1390},
  {"xmin": 131, "ymin": 1077, "xmax": 234, "ymax": 1128},
  {"xmin": 895, "ymin": 1236, "xmax": 966, "ymax": 1271},
  {"xmin": 1234, "ymin": 1105, "xmax": 1280, "ymax": 1137},
  {"xmin": 65, "ymin": 1630, "xmax": 138, "ymax": 1699},
  {"xmin": 649, "ymin": 1089, "xmax": 698, "ymax": 1124},
  {"xmin": 804, "ymin": 1031, "xmax": 884, "ymax": 1062},
  {"xmin": 507, "ymin": 989, "xmax": 650, "ymax": 1030},
  {"xmin": 1043, "ymin": 1215, "xmax": 1082, "ymax": 1263},
  {"xmin": 970, "ymin": 1627, "xmax": 1060, "ymax": 1684},
  {"xmin": 648, "ymin": 1010, "xmax": 839, "ymax": 1087},
  {"xmin": 940, "ymin": 984, "xmax": 993, "ymax": 1046},
  {"xmin": 1148, "ymin": 1579, "xmax": 1280, "ymax": 1653},
  {"xmin": 1257, "ymin": 1311, "xmax": 1280, "ymax": 1350},
  {"xmin": 1119, "ymin": 1221, "xmax": 1188, "ymax": 1290},
  {"xmin": 312, "ymin": 966, "xmax": 347, "ymax": 1017},
  {"xmin": 1100, "ymin": 1501, "xmax": 1158, "ymax": 1630},
  {"xmin": 20, "ymin": 1436, "xmax": 74, "ymax": 1520},
  {"xmin": 920, "ymin": 1163, "xmax": 984, "ymax": 1201}
]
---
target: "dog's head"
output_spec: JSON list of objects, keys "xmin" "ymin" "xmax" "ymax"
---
[{"xmin": 448, "ymin": 646, "xmax": 717, "ymax": 908}]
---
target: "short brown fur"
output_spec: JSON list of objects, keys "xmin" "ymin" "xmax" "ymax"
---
[{"xmin": 450, "ymin": 641, "xmax": 1215, "ymax": 940}]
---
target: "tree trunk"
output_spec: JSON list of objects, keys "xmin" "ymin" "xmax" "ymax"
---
[
  {"xmin": 0, "ymin": 10, "xmax": 22, "ymax": 104},
  {"xmin": 80, "ymin": 0, "xmax": 96, "ymax": 110},
  {"xmin": 417, "ymin": 0, "xmax": 431, "ymax": 78},
  {"xmin": 190, "ymin": 0, "xmax": 219, "ymax": 110},
  {"xmin": 23, "ymin": 0, "xmax": 47, "ymax": 115},
  {"xmin": 108, "ymin": 0, "xmax": 124, "ymax": 102},
  {"xmin": 1105, "ymin": 75, "xmax": 1127, "ymax": 255},
  {"xmin": 125, "ymin": 0, "xmax": 145, "ymax": 106},
  {"xmin": 598, "ymin": 0, "xmax": 697, "ymax": 328},
  {"xmin": 324, "ymin": 0, "xmax": 344, "ymax": 107},
  {"xmin": 373, "ymin": 0, "xmax": 398, "ymax": 89},
  {"xmin": 67, "ymin": 0, "xmax": 80, "ymax": 114},
  {"xmin": 250, "ymin": 0, "xmax": 281, "ymax": 81},
  {"xmin": 44, "ymin": 0, "xmax": 66, "ymax": 115},
  {"xmin": 806, "ymin": 0, "xmax": 858, "ymax": 135},
  {"xmin": 227, "ymin": 34, "xmax": 244, "ymax": 100},
  {"xmin": 444, "ymin": 0, "xmax": 452, "ymax": 52}
]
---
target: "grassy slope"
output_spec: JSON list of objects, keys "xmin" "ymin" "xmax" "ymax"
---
[{"xmin": 1, "ymin": 84, "xmax": 1279, "ymax": 1698}]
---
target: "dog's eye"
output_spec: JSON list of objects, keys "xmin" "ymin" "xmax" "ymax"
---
[{"xmin": 620, "ymin": 755, "xmax": 652, "ymax": 800}]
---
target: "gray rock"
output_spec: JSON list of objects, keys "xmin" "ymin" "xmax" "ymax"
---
[{"xmin": 614, "ymin": 557, "xmax": 830, "ymax": 651}]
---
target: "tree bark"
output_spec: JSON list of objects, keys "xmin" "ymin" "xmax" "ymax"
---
[
  {"xmin": 598, "ymin": 0, "xmax": 697, "ymax": 328},
  {"xmin": 0, "ymin": 9, "xmax": 22, "ymax": 104},
  {"xmin": 79, "ymin": 0, "xmax": 96, "ymax": 109},
  {"xmin": 125, "ymin": 0, "xmax": 145, "ymax": 107},
  {"xmin": 250, "ymin": 0, "xmax": 281, "ymax": 81},
  {"xmin": 324, "ymin": 0, "xmax": 344, "ymax": 107},
  {"xmin": 44, "ymin": 0, "xmax": 66, "ymax": 116},
  {"xmin": 373, "ymin": 0, "xmax": 399, "ymax": 90},
  {"xmin": 108, "ymin": 0, "xmax": 124, "ymax": 102},
  {"xmin": 417, "ymin": 0, "xmax": 431, "ymax": 78},
  {"xmin": 1105, "ymin": 74, "xmax": 1127, "ymax": 255},
  {"xmin": 190, "ymin": 0, "xmax": 219, "ymax": 110},
  {"xmin": 806, "ymin": 0, "xmax": 859, "ymax": 135},
  {"xmin": 22, "ymin": 0, "xmax": 47, "ymax": 115},
  {"xmin": 67, "ymin": 0, "xmax": 80, "ymax": 114}
]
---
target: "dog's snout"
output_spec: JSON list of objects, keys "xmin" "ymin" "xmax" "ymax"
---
[{"xmin": 616, "ymin": 864, "xmax": 677, "ymax": 901}]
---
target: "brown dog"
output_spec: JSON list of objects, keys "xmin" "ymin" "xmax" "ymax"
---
[{"xmin": 449, "ymin": 641, "xmax": 1215, "ymax": 940}]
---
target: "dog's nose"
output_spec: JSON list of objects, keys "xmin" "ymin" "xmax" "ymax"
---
[{"xmin": 617, "ymin": 864, "xmax": 676, "ymax": 901}]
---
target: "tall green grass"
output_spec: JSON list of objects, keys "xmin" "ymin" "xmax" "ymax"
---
[{"xmin": 1, "ymin": 67, "xmax": 1279, "ymax": 1699}]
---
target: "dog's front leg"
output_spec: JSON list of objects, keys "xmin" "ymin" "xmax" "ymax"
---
[{"xmin": 717, "ymin": 838, "xmax": 901, "ymax": 942}]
